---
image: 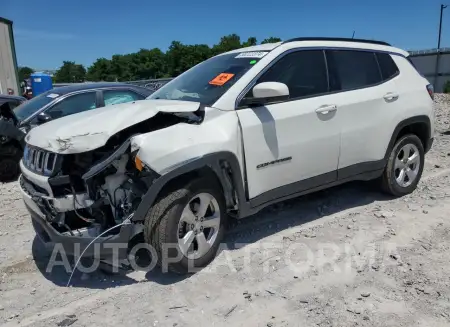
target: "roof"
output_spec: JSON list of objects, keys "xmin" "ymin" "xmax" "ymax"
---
[
  {"xmin": 283, "ymin": 37, "xmax": 390, "ymax": 46},
  {"xmin": 0, "ymin": 94, "xmax": 26, "ymax": 102},
  {"xmin": 0, "ymin": 17, "xmax": 13, "ymax": 26},
  {"xmin": 48, "ymin": 82, "xmax": 151, "ymax": 95},
  {"xmin": 0, "ymin": 94, "xmax": 26, "ymax": 107},
  {"xmin": 222, "ymin": 37, "xmax": 408, "ymax": 57},
  {"xmin": 219, "ymin": 42, "xmax": 282, "ymax": 55}
]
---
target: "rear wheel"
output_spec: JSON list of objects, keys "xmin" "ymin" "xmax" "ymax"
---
[
  {"xmin": 144, "ymin": 177, "xmax": 227, "ymax": 274},
  {"xmin": 381, "ymin": 134, "xmax": 424, "ymax": 196}
]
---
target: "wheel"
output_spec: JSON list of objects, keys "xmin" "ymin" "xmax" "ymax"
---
[
  {"xmin": 0, "ymin": 145, "xmax": 21, "ymax": 182},
  {"xmin": 381, "ymin": 134, "xmax": 424, "ymax": 196},
  {"xmin": 144, "ymin": 177, "xmax": 227, "ymax": 273}
]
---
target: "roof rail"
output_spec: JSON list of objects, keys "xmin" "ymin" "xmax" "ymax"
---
[{"xmin": 282, "ymin": 37, "xmax": 391, "ymax": 46}]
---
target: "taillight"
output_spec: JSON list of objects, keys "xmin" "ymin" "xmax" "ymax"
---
[{"xmin": 426, "ymin": 84, "xmax": 434, "ymax": 100}]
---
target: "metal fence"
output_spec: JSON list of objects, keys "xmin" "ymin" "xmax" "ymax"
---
[
  {"xmin": 409, "ymin": 48, "xmax": 450, "ymax": 56},
  {"xmin": 53, "ymin": 78, "xmax": 173, "ymax": 91},
  {"xmin": 123, "ymin": 78, "xmax": 173, "ymax": 91}
]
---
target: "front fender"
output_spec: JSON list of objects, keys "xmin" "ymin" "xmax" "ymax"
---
[
  {"xmin": 132, "ymin": 151, "xmax": 247, "ymax": 222},
  {"xmin": 130, "ymin": 108, "xmax": 242, "ymax": 175}
]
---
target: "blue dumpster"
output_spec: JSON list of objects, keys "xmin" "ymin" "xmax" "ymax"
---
[{"xmin": 30, "ymin": 73, "xmax": 53, "ymax": 97}]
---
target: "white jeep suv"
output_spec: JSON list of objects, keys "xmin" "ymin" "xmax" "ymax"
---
[{"xmin": 19, "ymin": 37, "xmax": 434, "ymax": 273}]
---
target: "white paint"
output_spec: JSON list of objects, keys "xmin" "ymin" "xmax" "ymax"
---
[
  {"xmin": 132, "ymin": 107, "xmax": 244, "ymax": 176},
  {"xmin": 252, "ymin": 82, "xmax": 289, "ymax": 98},
  {"xmin": 237, "ymin": 93, "xmax": 340, "ymax": 198},
  {"xmin": 25, "ymin": 99, "xmax": 200, "ymax": 154}
]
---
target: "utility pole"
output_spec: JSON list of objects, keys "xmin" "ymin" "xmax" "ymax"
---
[
  {"xmin": 434, "ymin": 4, "xmax": 447, "ymax": 91},
  {"xmin": 438, "ymin": 4, "xmax": 447, "ymax": 49}
]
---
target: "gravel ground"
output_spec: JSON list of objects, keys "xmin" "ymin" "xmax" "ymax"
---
[{"xmin": 1, "ymin": 95, "xmax": 450, "ymax": 327}]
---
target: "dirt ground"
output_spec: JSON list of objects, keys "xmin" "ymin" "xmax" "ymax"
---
[{"xmin": 1, "ymin": 95, "xmax": 450, "ymax": 327}]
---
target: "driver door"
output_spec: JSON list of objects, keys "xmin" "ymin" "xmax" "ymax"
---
[{"xmin": 236, "ymin": 50, "xmax": 341, "ymax": 202}]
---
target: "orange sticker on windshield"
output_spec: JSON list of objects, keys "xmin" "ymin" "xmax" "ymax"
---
[{"xmin": 209, "ymin": 73, "xmax": 235, "ymax": 86}]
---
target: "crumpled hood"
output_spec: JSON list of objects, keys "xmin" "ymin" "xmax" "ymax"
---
[{"xmin": 25, "ymin": 99, "xmax": 200, "ymax": 154}]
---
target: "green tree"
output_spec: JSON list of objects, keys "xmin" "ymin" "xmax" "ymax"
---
[
  {"xmin": 81, "ymin": 34, "xmax": 282, "ymax": 82},
  {"xmin": 211, "ymin": 34, "xmax": 242, "ymax": 55},
  {"xmin": 18, "ymin": 66, "xmax": 34, "ymax": 81},
  {"xmin": 242, "ymin": 37, "xmax": 258, "ymax": 47},
  {"xmin": 135, "ymin": 48, "xmax": 168, "ymax": 79},
  {"xmin": 54, "ymin": 61, "xmax": 86, "ymax": 83},
  {"xmin": 86, "ymin": 58, "xmax": 114, "ymax": 82},
  {"xmin": 444, "ymin": 80, "xmax": 450, "ymax": 94},
  {"xmin": 166, "ymin": 41, "xmax": 210, "ymax": 77},
  {"xmin": 261, "ymin": 37, "xmax": 282, "ymax": 44}
]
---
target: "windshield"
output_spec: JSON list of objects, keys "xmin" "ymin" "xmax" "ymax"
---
[
  {"xmin": 14, "ymin": 91, "xmax": 59, "ymax": 121},
  {"xmin": 148, "ymin": 51, "xmax": 268, "ymax": 105}
]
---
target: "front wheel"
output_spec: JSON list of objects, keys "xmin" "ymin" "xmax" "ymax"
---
[
  {"xmin": 144, "ymin": 177, "xmax": 227, "ymax": 274},
  {"xmin": 381, "ymin": 134, "xmax": 424, "ymax": 196}
]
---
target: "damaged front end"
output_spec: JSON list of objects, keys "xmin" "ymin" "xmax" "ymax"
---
[
  {"xmin": 20, "ymin": 139, "xmax": 155, "ymax": 257},
  {"xmin": 20, "ymin": 109, "xmax": 203, "ymax": 259}
]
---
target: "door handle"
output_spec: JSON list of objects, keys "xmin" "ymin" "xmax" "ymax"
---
[
  {"xmin": 316, "ymin": 104, "xmax": 337, "ymax": 114},
  {"xmin": 383, "ymin": 92, "xmax": 399, "ymax": 102}
]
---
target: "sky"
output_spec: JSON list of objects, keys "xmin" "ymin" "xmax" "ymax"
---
[{"xmin": 3, "ymin": 0, "xmax": 450, "ymax": 70}]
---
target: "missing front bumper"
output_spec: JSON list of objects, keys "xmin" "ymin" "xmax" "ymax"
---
[{"xmin": 19, "ymin": 175, "xmax": 134, "ymax": 260}]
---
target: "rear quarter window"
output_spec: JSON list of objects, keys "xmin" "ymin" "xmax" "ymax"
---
[
  {"xmin": 376, "ymin": 53, "xmax": 400, "ymax": 80},
  {"xmin": 326, "ymin": 50, "xmax": 382, "ymax": 91}
]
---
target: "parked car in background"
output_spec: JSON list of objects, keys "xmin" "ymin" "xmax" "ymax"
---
[
  {"xmin": 0, "ymin": 82, "xmax": 152, "ymax": 182},
  {"xmin": 0, "ymin": 94, "xmax": 27, "ymax": 181}
]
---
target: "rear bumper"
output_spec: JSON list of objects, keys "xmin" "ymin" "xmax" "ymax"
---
[{"xmin": 19, "ymin": 175, "xmax": 133, "ymax": 260}]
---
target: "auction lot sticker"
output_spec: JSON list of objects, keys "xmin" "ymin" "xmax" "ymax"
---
[
  {"xmin": 235, "ymin": 51, "xmax": 268, "ymax": 58},
  {"xmin": 209, "ymin": 73, "xmax": 235, "ymax": 86}
]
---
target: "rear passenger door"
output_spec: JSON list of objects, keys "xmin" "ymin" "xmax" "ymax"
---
[{"xmin": 325, "ymin": 50, "xmax": 402, "ymax": 178}]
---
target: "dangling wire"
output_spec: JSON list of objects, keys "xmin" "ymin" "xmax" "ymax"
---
[{"xmin": 66, "ymin": 214, "xmax": 133, "ymax": 287}]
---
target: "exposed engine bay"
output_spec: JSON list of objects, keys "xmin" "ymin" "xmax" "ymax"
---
[{"xmin": 22, "ymin": 111, "xmax": 203, "ymax": 239}]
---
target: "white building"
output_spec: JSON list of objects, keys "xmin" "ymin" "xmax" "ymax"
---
[{"xmin": 0, "ymin": 17, "xmax": 19, "ymax": 95}]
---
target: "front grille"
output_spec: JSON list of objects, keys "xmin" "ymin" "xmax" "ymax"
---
[{"xmin": 23, "ymin": 145, "xmax": 59, "ymax": 176}]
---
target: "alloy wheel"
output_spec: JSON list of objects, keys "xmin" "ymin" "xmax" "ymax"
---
[
  {"xmin": 177, "ymin": 193, "xmax": 221, "ymax": 260},
  {"xmin": 394, "ymin": 143, "xmax": 421, "ymax": 188}
]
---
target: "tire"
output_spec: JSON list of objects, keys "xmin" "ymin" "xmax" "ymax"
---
[
  {"xmin": 0, "ymin": 145, "xmax": 21, "ymax": 183},
  {"xmin": 381, "ymin": 134, "xmax": 424, "ymax": 196},
  {"xmin": 143, "ymin": 177, "xmax": 227, "ymax": 274}
]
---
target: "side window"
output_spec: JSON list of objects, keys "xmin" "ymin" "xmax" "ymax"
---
[
  {"xmin": 103, "ymin": 90, "xmax": 144, "ymax": 106},
  {"xmin": 8, "ymin": 100, "xmax": 21, "ymax": 110},
  {"xmin": 376, "ymin": 53, "xmax": 399, "ymax": 80},
  {"xmin": 254, "ymin": 50, "xmax": 328, "ymax": 99},
  {"xmin": 46, "ymin": 92, "xmax": 97, "ymax": 119},
  {"xmin": 327, "ymin": 50, "xmax": 382, "ymax": 91}
]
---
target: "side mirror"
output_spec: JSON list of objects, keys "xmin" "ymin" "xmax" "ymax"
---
[
  {"xmin": 37, "ymin": 112, "xmax": 52, "ymax": 124},
  {"xmin": 240, "ymin": 82, "xmax": 289, "ymax": 107}
]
